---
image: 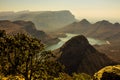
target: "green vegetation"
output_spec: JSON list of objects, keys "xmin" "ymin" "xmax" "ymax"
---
[
  {"xmin": 54, "ymin": 73, "xmax": 92, "ymax": 80},
  {"xmin": 72, "ymin": 73, "xmax": 92, "ymax": 80},
  {"xmin": 0, "ymin": 30, "xmax": 64, "ymax": 80}
]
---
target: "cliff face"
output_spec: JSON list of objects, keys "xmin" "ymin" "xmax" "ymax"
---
[
  {"xmin": 57, "ymin": 35, "xmax": 118, "ymax": 75},
  {"xmin": 13, "ymin": 20, "xmax": 49, "ymax": 41},
  {"xmin": 0, "ymin": 10, "xmax": 76, "ymax": 31}
]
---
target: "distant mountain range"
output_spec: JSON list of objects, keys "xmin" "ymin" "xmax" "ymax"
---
[
  {"xmin": 0, "ymin": 10, "xmax": 76, "ymax": 31},
  {"xmin": 54, "ymin": 35, "xmax": 118, "ymax": 75},
  {"xmin": 0, "ymin": 20, "xmax": 26, "ymax": 34},
  {"xmin": 60, "ymin": 19, "xmax": 120, "ymax": 43}
]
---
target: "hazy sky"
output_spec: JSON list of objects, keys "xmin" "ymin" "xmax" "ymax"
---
[{"xmin": 0, "ymin": 0, "xmax": 120, "ymax": 22}]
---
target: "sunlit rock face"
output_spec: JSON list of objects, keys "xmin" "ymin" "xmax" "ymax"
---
[{"xmin": 93, "ymin": 65, "xmax": 120, "ymax": 80}]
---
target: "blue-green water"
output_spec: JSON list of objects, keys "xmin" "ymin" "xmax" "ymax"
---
[{"xmin": 46, "ymin": 33, "xmax": 106, "ymax": 50}]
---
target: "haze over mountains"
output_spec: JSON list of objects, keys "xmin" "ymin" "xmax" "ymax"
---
[
  {"xmin": 0, "ymin": 9, "xmax": 120, "ymax": 79},
  {"xmin": 0, "ymin": 10, "xmax": 76, "ymax": 31},
  {"xmin": 60, "ymin": 19, "xmax": 120, "ymax": 42},
  {"xmin": 0, "ymin": 10, "xmax": 120, "ymax": 60},
  {"xmin": 59, "ymin": 18, "xmax": 120, "ymax": 62},
  {"xmin": 1, "ymin": 10, "xmax": 119, "ymax": 43},
  {"xmin": 0, "ymin": 10, "xmax": 119, "ymax": 48}
]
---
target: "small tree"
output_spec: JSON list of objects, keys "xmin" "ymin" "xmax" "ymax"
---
[
  {"xmin": 54, "ymin": 73, "xmax": 73, "ymax": 80},
  {"xmin": 0, "ymin": 30, "xmax": 64, "ymax": 80}
]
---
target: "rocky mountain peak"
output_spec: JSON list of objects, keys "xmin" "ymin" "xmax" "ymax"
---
[
  {"xmin": 57, "ymin": 35, "xmax": 117, "ymax": 75},
  {"xmin": 95, "ymin": 20, "xmax": 112, "ymax": 25},
  {"xmin": 79, "ymin": 19, "xmax": 91, "ymax": 25},
  {"xmin": 114, "ymin": 22, "xmax": 120, "ymax": 27},
  {"xmin": 13, "ymin": 21, "xmax": 35, "ymax": 28},
  {"xmin": 61, "ymin": 35, "xmax": 90, "ymax": 50}
]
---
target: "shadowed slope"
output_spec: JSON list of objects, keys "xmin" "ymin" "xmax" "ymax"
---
[{"xmin": 57, "ymin": 35, "xmax": 118, "ymax": 75}]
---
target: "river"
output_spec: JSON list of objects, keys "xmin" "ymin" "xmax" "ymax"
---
[{"xmin": 46, "ymin": 33, "xmax": 106, "ymax": 50}]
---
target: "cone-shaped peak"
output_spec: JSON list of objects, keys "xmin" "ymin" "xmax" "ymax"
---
[{"xmin": 79, "ymin": 19, "xmax": 91, "ymax": 25}]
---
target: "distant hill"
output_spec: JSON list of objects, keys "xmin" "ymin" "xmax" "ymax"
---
[
  {"xmin": 59, "ymin": 19, "xmax": 92, "ymax": 34},
  {"xmin": 0, "ymin": 20, "xmax": 26, "ymax": 34},
  {"xmin": 0, "ymin": 20, "xmax": 59, "ymax": 44},
  {"xmin": 60, "ymin": 19, "xmax": 120, "ymax": 43},
  {"xmin": 0, "ymin": 10, "xmax": 76, "ymax": 31},
  {"xmin": 55, "ymin": 35, "xmax": 118, "ymax": 75},
  {"xmin": 87, "ymin": 20, "xmax": 120, "ymax": 40},
  {"xmin": 13, "ymin": 20, "xmax": 50, "ymax": 42}
]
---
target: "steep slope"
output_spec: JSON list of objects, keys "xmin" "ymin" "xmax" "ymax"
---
[
  {"xmin": 57, "ymin": 35, "xmax": 118, "ymax": 75},
  {"xmin": 0, "ymin": 10, "xmax": 76, "ymax": 31},
  {"xmin": 13, "ymin": 20, "xmax": 49, "ymax": 42}
]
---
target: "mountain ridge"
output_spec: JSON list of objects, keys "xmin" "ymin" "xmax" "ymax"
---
[
  {"xmin": 59, "ymin": 19, "xmax": 120, "ymax": 42},
  {"xmin": 0, "ymin": 20, "xmax": 59, "ymax": 44}
]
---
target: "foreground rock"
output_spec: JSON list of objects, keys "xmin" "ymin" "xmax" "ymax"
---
[{"xmin": 94, "ymin": 65, "xmax": 120, "ymax": 80}]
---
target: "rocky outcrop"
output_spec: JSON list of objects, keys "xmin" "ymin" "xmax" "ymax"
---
[
  {"xmin": 93, "ymin": 65, "xmax": 120, "ymax": 80},
  {"xmin": 57, "ymin": 35, "xmax": 118, "ymax": 75}
]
